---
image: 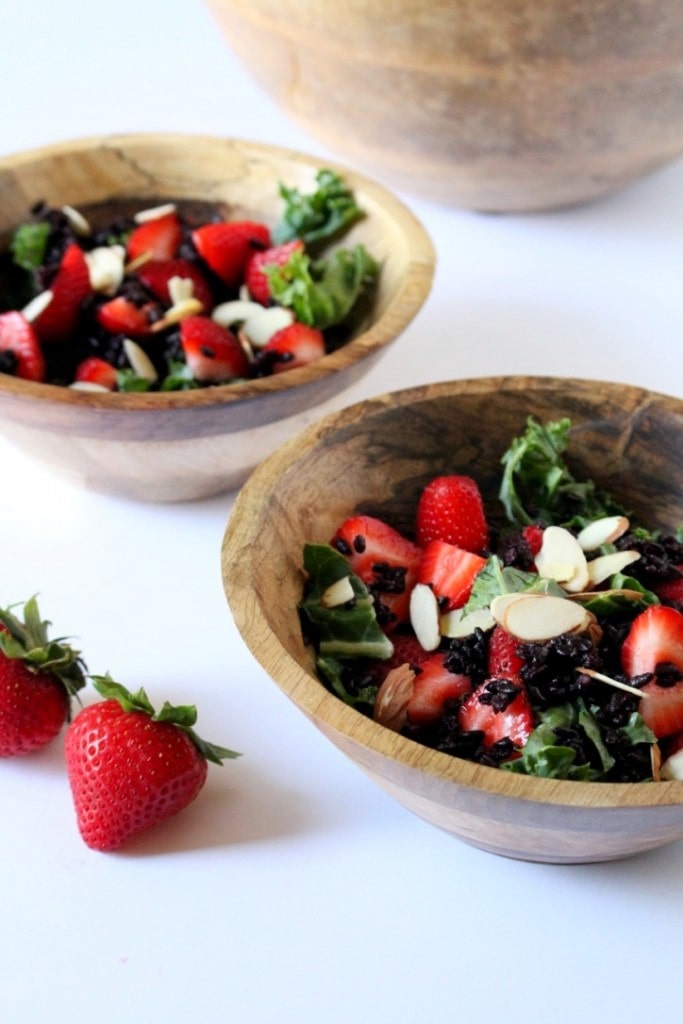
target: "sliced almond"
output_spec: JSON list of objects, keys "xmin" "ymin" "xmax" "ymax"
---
[
  {"xmin": 124, "ymin": 251, "xmax": 153, "ymax": 274},
  {"xmin": 440, "ymin": 606, "xmax": 495, "ymax": 638},
  {"xmin": 133, "ymin": 202, "xmax": 176, "ymax": 224},
  {"xmin": 535, "ymin": 525, "xmax": 590, "ymax": 593},
  {"xmin": 320, "ymin": 576, "xmax": 355, "ymax": 608},
  {"xmin": 167, "ymin": 275, "xmax": 195, "ymax": 307},
  {"xmin": 22, "ymin": 289, "xmax": 53, "ymax": 323},
  {"xmin": 69, "ymin": 381, "xmax": 110, "ymax": 393},
  {"xmin": 585, "ymin": 550, "xmax": 641, "ymax": 588},
  {"xmin": 493, "ymin": 592, "xmax": 591, "ymax": 641},
  {"xmin": 577, "ymin": 515, "xmax": 630, "ymax": 552},
  {"xmin": 651, "ymin": 743, "xmax": 662, "ymax": 782},
  {"xmin": 84, "ymin": 244, "xmax": 126, "ymax": 294},
  {"xmin": 62, "ymin": 204, "xmax": 92, "ymax": 236},
  {"xmin": 409, "ymin": 583, "xmax": 441, "ymax": 652},
  {"xmin": 150, "ymin": 297, "xmax": 203, "ymax": 332},
  {"xmin": 661, "ymin": 748, "xmax": 683, "ymax": 781},
  {"xmin": 122, "ymin": 338, "xmax": 158, "ymax": 382},
  {"xmin": 243, "ymin": 306, "xmax": 294, "ymax": 348},
  {"xmin": 374, "ymin": 663, "xmax": 416, "ymax": 732},
  {"xmin": 212, "ymin": 299, "xmax": 265, "ymax": 328},
  {"xmin": 489, "ymin": 590, "xmax": 548, "ymax": 627}
]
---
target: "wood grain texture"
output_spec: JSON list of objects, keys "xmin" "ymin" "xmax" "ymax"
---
[
  {"xmin": 222, "ymin": 376, "xmax": 683, "ymax": 863},
  {"xmin": 0, "ymin": 134, "xmax": 434, "ymax": 500},
  {"xmin": 205, "ymin": 0, "xmax": 683, "ymax": 211}
]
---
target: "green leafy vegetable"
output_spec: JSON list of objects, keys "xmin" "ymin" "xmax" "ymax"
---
[
  {"xmin": 316, "ymin": 656, "xmax": 379, "ymax": 709},
  {"xmin": 581, "ymin": 574, "xmax": 659, "ymax": 616},
  {"xmin": 273, "ymin": 169, "xmax": 364, "ymax": 249},
  {"xmin": 464, "ymin": 554, "xmax": 564, "ymax": 614},
  {"xmin": 10, "ymin": 222, "xmax": 50, "ymax": 274}
]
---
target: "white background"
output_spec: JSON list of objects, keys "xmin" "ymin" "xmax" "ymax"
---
[{"xmin": 1, "ymin": 2, "xmax": 683, "ymax": 1022}]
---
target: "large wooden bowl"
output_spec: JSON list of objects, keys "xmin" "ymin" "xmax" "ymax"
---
[
  {"xmin": 205, "ymin": 0, "xmax": 683, "ymax": 212},
  {"xmin": 0, "ymin": 134, "xmax": 434, "ymax": 501},
  {"xmin": 222, "ymin": 376, "xmax": 683, "ymax": 863}
]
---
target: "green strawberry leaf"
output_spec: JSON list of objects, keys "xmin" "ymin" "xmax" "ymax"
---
[{"xmin": 0, "ymin": 596, "xmax": 87, "ymax": 704}]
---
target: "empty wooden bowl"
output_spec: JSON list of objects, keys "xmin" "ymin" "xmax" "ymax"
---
[
  {"xmin": 205, "ymin": 0, "xmax": 683, "ymax": 211},
  {"xmin": 0, "ymin": 134, "xmax": 434, "ymax": 501},
  {"xmin": 222, "ymin": 376, "xmax": 683, "ymax": 863}
]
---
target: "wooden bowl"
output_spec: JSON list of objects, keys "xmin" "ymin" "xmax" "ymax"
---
[
  {"xmin": 205, "ymin": 0, "xmax": 683, "ymax": 212},
  {"xmin": 0, "ymin": 134, "xmax": 434, "ymax": 501},
  {"xmin": 222, "ymin": 376, "xmax": 683, "ymax": 863}
]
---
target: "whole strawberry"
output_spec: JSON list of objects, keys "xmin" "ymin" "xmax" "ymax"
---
[
  {"xmin": 415, "ymin": 475, "xmax": 490, "ymax": 553},
  {"xmin": 0, "ymin": 597, "xmax": 87, "ymax": 757},
  {"xmin": 65, "ymin": 675, "xmax": 240, "ymax": 851}
]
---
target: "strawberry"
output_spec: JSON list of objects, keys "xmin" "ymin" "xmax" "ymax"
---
[
  {"xmin": 0, "ymin": 597, "xmax": 87, "ymax": 757},
  {"xmin": 180, "ymin": 315, "xmax": 249, "ymax": 382},
  {"xmin": 261, "ymin": 322, "xmax": 326, "ymax": 373},
  {"xmin": 415, "ymin": 475, "xmax": 490, "ymax": 553},
  {"xmin": 96, "ymin": 295, "xmax": 157, "ymax": 337},
  {"xmin": 191, "ymin": 220, "xmax": 271, "ymax": 288},
  {"xmin": 654, "ymin": 567, "xmax": 683, "ymax": 607},
  {"xmin": 488, "ymin": 625, "xmax": 525, "ymax": 683},
  {"xmin": 65, "ymin": 676, "xmax": 240, "ymax": 851},
  {"xmin": 32, "ymin": 242, "xmax": 92, "ymax": 344},
  {"xmin": 74, "ymin": 356, "xmax": 118, "ymax": 391},
  {"xmin": 244, "ymin": 239, "xmax": 304, "ymax": 305},
  {"xmin": 621, "ymin": 605, "xmax": 683, "ymax": 679},
  {"xmin": 522, "ymin": 524, "xmax": 544, "ymax": 559},
  {"xmin": 371, "ymin": 634, "xmax": 432, "ymax": 683},
  {"xmin": 135, "ymin": 258, "xmax": 214, "ymax": 312},
  {"xmin": 126, "ymin": 209, "xmax": 182, "ymax": 263},
  {"xmin": 331, "ymin": 515, "xmax": 422, "ymax": 630},
  {"xmin": 637, "ymin": 678, "xmax": 683, "ymax": 740},
  {"xmin": 407, "ymin": 653, "xmax": 472, "ymax": 726},
  {"xmin": 416, "ymin": 540, "xmax": 486, "ymax": 611},
  {"xmin": 458, "ymin": 677, "xmax": 534, "ymax": 750},
  {"xmin": 0, "ymin": 311, "xmax": 46, "ymax": 381}
]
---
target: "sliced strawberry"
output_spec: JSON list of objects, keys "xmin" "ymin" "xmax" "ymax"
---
[
  {"xmin": 407, "ymin": 653, "xmax": 472, "ymax": 726},
  {"xmin": 33, "ymin": 243, "xmax": 92, "ymax": 344},
  {"xmin": 191, "ymin": 221, "xmax": 271, "ymax": 288},
  {"xmin": 417, "ymin": 540, "xmax": 486, "ymax": 611},
  {"xmin": 74, "ymin": 356, "xmax": 118, "ymax": 390},
  {"xmin": 180, "ymin": 315, "xmax": 249, "ymax": 383},
  {"xmin": 135, "ymin": 258, "xmax": 214, "ymax": 312},
  {"xmin": 415, "ymin": 475, "xmax": 490, "ymax": 553},
  {"xmin": 638, "ymin": 679, "xmax": 683, "ymax": 739},
  {"xmin": 458, "ymin": 678, "xmax": 534, "ymax": 750},
  {"xmin": 127, "ymin": 210, "xmax": 182, "ymax": 263},
  {"xmin": 621, "ymin": 605, "xmax": 683, "ymax": 679},
  {"xmin": 522, "ymin": 524, "xmax": 544, "ymax": 559},
  {"xmin": 96, "ymin": 296, "xmax": 156, "ymax": 337},
  {"xmin": 488, "ymin": 625, "xmax": 525, "ymax": 683},
  {"xmin": 0, "ymin": 311, "xmax": 46, "ymax": 381},
  {"xmin": 372, "ymin": 634, "xmax": 432, "ymax": 684},
  {"xmin": 244, "ymin": 239, "xmax": 304, "ymax": 305},
  {"xmin": 331, "ymin": 515, "xmax": 422, "ymax": 630},
  {"xmin": 654, "ymin": 567, "xmax": 683, "ymax": 607},
  {"xmin": 261, "ymin": 322, "xmax": 326, "ymax": 373}
]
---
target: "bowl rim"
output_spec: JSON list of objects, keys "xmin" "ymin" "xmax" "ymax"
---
[
  {"xmin": 223, "ymin": 373, "xmax": 683, "ymax": 812},
  {"xmin": 0, "ymin": 131, "xmax": 435, "ymax": 411}
]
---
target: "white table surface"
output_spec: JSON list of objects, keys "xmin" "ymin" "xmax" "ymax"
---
[{"xmin": 2, "ymin": 3, "xmax": 683, "ymax": 1022}]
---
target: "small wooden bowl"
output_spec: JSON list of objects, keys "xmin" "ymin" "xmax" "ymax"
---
[
  {"xmin": 0, "ymin": 134, "xmax": 434, "ymax": 501},
  {"xmin": 222, "ymin": 376, "xmax": 683, "ymax": 863},
  {"xmin": 206, "ymin": 0, "xmax": 683, "ymax": 212}
]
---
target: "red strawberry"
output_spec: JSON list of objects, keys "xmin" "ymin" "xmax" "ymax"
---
[
  {"xmin": 637, "ymin": 678, "xmax": 683, "ymax": 740},
  {"xmin": 96, "ymin": 296, "xmax": 157, "ymax": 337},
  {"xmin": 261, "ymin": 322, "xmax": 326, "ymax": 373},
  {"xmin": 415, "ymin": 475, "xmax": 490, "ymax": 553},
  {"xmin": 192, "ymin": 220, "xmax": 271, "ymax": 288},
  {"xmin": 407, "ymin": 653, "xmax": 472, "ymax": 725},
  {"xmin": 331, "ymin": 515, "xmax": 422, "ymax": 630},
  {"xmin": 127, "ymin": 209, "xmax": 182, "ymax": 263},
  {"xmin": 33, "ymin": 242, "xmax": 92, "ymax": 344},
  {"xmin": 74, "ymin": 356, "xmax": 118, "ymax": 391},
  {"xmin": 621, "ymin": 605, "xmax": 683, "ymax": 679},
  {"xmin": 655, "ymin": 567, "xmax": 683, "ymax": 607},
  {"xmin": 417, "ymin": 540, "xmax": 486, "ymax": 611},
  {"xmin": 180, "ymin": 315, "xmax": 249, "ymax": 383},
  {"xmin": 244, "ymin": 239, "xmax": 304, "ymax": 305},
  {"xmin": 372, "ymin": 634, "xmax": 432, "ymax": 683},
  {"xmin": 488, "ymin": 625, "xmax": 525, "ymax": 683},
  {"xmin": 65, "ymin": 676, "xmax": 239, "ymax": 851},
  {"xmin": 458, "ymin": 678, "xmax": 534, "ymax": 750},
  {"xmin": 522, "ymin": 524, "xmax": 544, "ymax": 559},
  {"xmin": 0, "ymin": 597, "xmax": 87, "ymax": 757},
  {"xmin": 0, "ymin": 311, "xmax": 46, "ymax": 381},
  {"xmin": 135, "ymin": 258, "xmax": 214, "ymax": 312}
]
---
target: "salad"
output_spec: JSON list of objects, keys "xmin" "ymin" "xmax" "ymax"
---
[
  {"xmin": 299, "ymin": 417, "xmax": 683, "ymax": 783},
  {"xmin": 0, "ymin": 169, "xmax": 379, "ymax": 392}
]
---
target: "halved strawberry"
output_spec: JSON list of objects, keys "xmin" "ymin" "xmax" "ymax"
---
[
  {"xmin": 407, "ymin": 653, "xmax": 472, "ymax": 726},
  {"xmin": 244, "ymin": 239, "xmax": 304, "ymax": 305},
  {"xmin": 458, "ymin": 678, "xmax": 534, "ymax": 750},
  {"xmin": 96, "ymin": 296, "xmax": 156, "ymax": 337},
  {"xmin": 331, "ymin": 515, "xmax": 422, "ymax": 630},
  {"xmin": 127, "ymin": 210, "xmax": 182, "ymax": 263},
  {"xmin": 621, "ymin": 605, "xmax": 683, "ymax": 679},
  {"xmin": 522, "ymin": 524, "xmax": 544, "ymax": 559},
  {"xmin": 637, "ymin": 679, "xmax": 683, "ymax": 740},
  {"xmin": 33, "ymin": 243, "xmax": 92, "ymax": 344},
  {"xmin": 135, "ymin": 258, "xmax": 214, "ymax": 312},
  {"xmin": 415, "ymin": 475, "xmax": 490, "ymax": 553},
  {"xmin": 74, "ymin": 356, "xmax": 118, "ymax": 390},
  {"xmin": 0, "ymin": 311, "xmax": 46, "ymax": 381},
  {"xmin": 488, "ymin": 625, "xmax": 525, "ymax": 683},
  {"xmin": 179, "ymin": 315, "xmax": 249, "ymax": 383},
  {"xmin": 261, "ymin": 322, "xmax": 325, "ymax": 373},
  {"xmin": 417, "ymin": 540, "xmax": 486, "ymax": 611},
  {"xmin": 192, "ymin": 221, "xmax": 271, "ymax": 288}
]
